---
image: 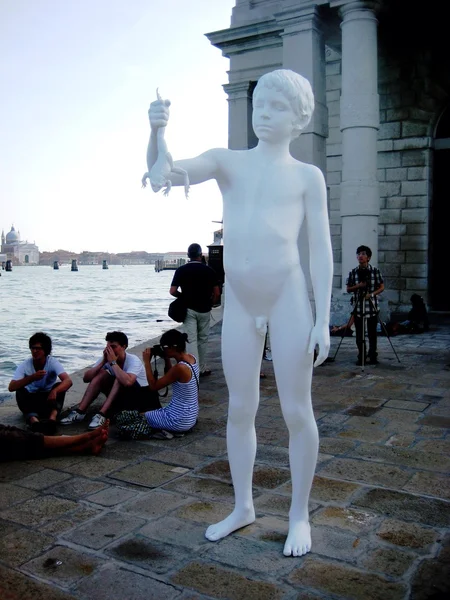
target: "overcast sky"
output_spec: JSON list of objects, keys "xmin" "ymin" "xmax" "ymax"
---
[{"xmin": 1, "ymin": 0, "xmax": 235, "ymax": 253}]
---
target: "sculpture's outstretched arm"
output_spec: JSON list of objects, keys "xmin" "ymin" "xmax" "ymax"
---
[
  {"xmin": 172, "ymin": 150, "xmax": 224, "ymax": 186},
  {"xmin": 304, "ymin": 165, "xmax": 333, "ymax": 366}
]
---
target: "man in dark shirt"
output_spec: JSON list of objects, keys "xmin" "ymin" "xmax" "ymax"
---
[
  {"xmin": 346, "ymin": 245, "xmax": 384, "ymax": 365},
  {"xmin": 170, "ymin": 243, "xmax": 220, "ymax": 376}
]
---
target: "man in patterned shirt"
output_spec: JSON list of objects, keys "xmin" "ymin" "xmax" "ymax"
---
[{"xmin": 346, "ymin": 246, "xmax": 384, "ymax": 365}]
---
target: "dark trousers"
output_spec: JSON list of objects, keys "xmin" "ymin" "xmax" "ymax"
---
[
  {"xmin": 108, "ymin": 384, "xmax": 162, "ymax": 416},
  {"xmin": 354, "ymin": 315, "xmax": 378, "ymax": 360},
  {"xmin": 16, "ymin": 386, "xmax": 66, "ymax": 423}
]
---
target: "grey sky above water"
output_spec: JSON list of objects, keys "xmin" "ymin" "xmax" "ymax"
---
[{"xmin": 1, "ymin": 0, "xmax": 234, "ymax": 253}]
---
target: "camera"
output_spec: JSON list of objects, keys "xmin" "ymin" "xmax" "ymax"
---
[
  {"xmin": 151, "ymin": 344, "xmax": 165, "ymax": 358},
  {"xmin": 357, "ymin": 267, "xmax": 369, "ymax": 283}
]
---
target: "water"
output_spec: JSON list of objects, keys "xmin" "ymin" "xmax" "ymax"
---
[{"xmin": 0, "ymin": 265, "xmax": 176, "ymax": 402}]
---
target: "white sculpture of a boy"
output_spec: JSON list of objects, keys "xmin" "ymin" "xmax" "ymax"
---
[{"xmin": 145, "ymin": 69, "xmax": 333, "ymax": 556}]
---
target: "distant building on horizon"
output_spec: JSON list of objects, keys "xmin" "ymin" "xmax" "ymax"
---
[{"xmin": 1, "ymin": 225, "xmax": 39, "ymax": 265}]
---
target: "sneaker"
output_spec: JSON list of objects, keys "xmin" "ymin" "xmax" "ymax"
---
[
  {"xmin": 60, "ymin": 410, "xmax": 86, "ymax": 425},
  {"xmin": 88, "ymin": 413, "xmax": 106, "ymax": 429}
]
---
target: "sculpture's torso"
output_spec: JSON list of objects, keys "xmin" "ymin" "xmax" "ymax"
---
[{"xmin": 214, "ymin": 148, "xmax": 310, "ymax": 314}]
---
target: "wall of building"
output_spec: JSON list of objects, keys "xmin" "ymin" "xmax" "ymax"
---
[
  {"xmin": 211, "ymin": 0, "xmax": 450, "ymax": 312},
  {"xmin": 325, "ymin": 36, "xmax": 448, "ymax": 308}
]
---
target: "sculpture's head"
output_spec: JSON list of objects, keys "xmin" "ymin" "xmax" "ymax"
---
[{"xmin": 253, "ymin": 69, "xmax": 315, "ymax": 140}]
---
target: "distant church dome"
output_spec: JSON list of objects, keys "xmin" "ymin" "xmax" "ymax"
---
[{"xmin": 5, "ymin": 225, "xmax": 19, "ymax": 244}]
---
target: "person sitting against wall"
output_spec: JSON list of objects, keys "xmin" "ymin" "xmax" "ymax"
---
[
  {"xmin": 329, "ymin": 314, "xmax": 355, "ymax": 336},
  {"xmin": 116, "ymin": 329, "xmax": 199, "ymax": 439},
  {"xmin": 8, "ymin": 332, "xmax": 73, "ymax": 435},
  {"xmin": 404, "ymin": 294, "xmax": 429, "ymax": 333},
  {"xmin": 387, "ymin": 294, "xmax": 430, "ymax": 336}
]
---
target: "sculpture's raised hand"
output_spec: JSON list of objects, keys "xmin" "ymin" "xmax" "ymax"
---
[{"xmin": 148, "ymin": 88, "xmax": 171, "ymax": 131}]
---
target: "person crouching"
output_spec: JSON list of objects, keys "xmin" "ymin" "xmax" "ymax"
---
[{"xmin": 116, "ymin": 329, "xmax": 199, "ymax": 439}]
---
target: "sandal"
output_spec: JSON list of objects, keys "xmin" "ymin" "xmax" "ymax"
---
[{"xmin": 199, "ymin": 369, "xmax": 212, "ymax": 378}]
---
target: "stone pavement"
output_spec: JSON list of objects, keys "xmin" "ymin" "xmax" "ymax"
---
[{"xmin": 1, "ymin": 317, "xmax": 450, "ymax": 600}]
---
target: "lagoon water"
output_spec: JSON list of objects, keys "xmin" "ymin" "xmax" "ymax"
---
[{"xmin": 0, "ymin": 265, "xmax": 175, "ymax": 402}]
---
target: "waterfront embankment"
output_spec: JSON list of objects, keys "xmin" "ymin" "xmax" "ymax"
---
[{"xmin": 0, "ymin": 312, "xmax": 449, "ymax": 599}]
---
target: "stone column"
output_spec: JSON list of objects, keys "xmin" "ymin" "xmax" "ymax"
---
[
  {"xmin": 335, "ymin": 0, "xmax": 380, "ymax": 284},
  {"xmin": 275, "ymin": 4, "xmax": 328, "ymax": 295},
  {"xmin": 277, "ymin": 4, "xmax": 328, "ymax": 172},
  {"xmin": 223, "ymin": 81, "xmax": 257, "ymax": 150}
]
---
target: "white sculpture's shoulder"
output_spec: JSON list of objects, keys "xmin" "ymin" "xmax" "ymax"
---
[
  {"xmin": 205, "ymin": 147, "xmax": 233, "ymax": 159},
  {"xmin": 294, "ymin": 160, "xmax": 326, "ymax": 185}
]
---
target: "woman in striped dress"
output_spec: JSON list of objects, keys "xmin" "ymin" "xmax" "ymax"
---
[{"xmin": 116, "ymin": 330, "xmax": 199, "ymax": 439}]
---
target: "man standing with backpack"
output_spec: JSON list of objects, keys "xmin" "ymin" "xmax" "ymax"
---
[{"xmin": 170, "ymin": 243, "xmax": 220, "ymax": 377}]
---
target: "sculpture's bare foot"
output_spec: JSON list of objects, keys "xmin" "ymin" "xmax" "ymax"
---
[
  {"xmin": 205, "ymin": 507, "xmax": 255, "ymax": 542},
  {"xmin": 283, "ymin": 520, "xmax": 311, "ymax": 557}
]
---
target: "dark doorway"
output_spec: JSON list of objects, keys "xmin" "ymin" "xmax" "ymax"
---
[{"xmin": 431, "ymin": 107, "xmax": 450, "ymax": 310}]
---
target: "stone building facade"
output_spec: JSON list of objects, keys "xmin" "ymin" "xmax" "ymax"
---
[{"xmin": 207, "ymin": 0, "xmax": 449, "ymax": 314}]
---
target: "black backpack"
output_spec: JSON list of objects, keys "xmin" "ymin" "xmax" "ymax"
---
[{"xmin": 168, "ymin": 297, "xmax": 187, "ymax": 323}]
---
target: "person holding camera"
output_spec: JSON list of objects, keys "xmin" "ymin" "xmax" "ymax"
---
[
  {"xmin": 61, "ymin": 331, "xmax": 161, "ymax": 429},
  {"xmin": 346, "ymin": 246, "xmax": 384, "ymax": 365},
  {"xmin": 115, "ymin": 329, "xmax": 199, "ymax": 438}
]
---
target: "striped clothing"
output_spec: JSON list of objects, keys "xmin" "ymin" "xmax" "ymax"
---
[{"xmin": 145, "ymin": 360, "xmax": 199, "ymax": 432}]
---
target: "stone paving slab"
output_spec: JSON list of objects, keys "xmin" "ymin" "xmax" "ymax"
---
[
  {"xmin": 1, "ymin": 318, "xmax": 450, "ymax": 598},
  {"xmin": 62, "ymin": 512, "xmax": 147, "ymax": 550},
  {"xmin": 0, "ymin": 563, "xmax": 77, "ymax": 600}
]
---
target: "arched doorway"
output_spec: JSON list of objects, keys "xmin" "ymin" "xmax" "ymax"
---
[
  {"xmin": 430, "ymin": 106, "xmax": 450, "ymax": 311},
  {"xmin": 24, "ymin": 255, "xmax": 29, "ymax": 264}
]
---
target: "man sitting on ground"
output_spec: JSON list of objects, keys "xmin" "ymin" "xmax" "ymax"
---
[
  {"xmin": 61, "ymin": 331, "xmax": 160, "ymax": 429},
  {"xmin": 8, "ymin": 332, "xmax": 73, "ymax": 435}
]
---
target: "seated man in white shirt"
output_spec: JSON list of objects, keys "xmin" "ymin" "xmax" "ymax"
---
[
  {"xmin": 9, "ymin": 332, "xmax": 73, "ymax": 435},
  {"xmin": 61, "ymin": 331, "xmax": 160, "ymax": 429}
]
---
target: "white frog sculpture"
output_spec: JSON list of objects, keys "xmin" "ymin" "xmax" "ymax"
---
[{"xmin": 141, "ymin": 89, "xmax": 190, "ymax": 198}]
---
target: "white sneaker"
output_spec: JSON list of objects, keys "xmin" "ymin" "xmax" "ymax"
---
[
  {"xmin": 88, "ymin": 413, "xmax": 106, "ymax": 429},
  {"xmin": 60, "ymin": 410, "xmax": 86, "ymax": 425}
]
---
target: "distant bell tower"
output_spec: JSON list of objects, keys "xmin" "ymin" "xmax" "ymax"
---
[{"xmin": 1, "ymin": 230, "xmax": 4, "ymax": 248}]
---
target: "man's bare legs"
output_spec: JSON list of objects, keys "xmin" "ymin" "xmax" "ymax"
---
[
  {"xmin": 270, "ymin": 278, "xmax": 318, "ymax": 556},
  {"xmin": 205, "ymin": 287, "xmax": 265, "ymax": 541},
  {"xmin": 77, "ymin": 371, "xmax": 119, "ymax": 414},
  {"xmin": 43, "ymin": 421, "xmax": 109, "ymax": 455},
  {"xmin": 95, "ymin": 378, "xmax": 124, "ymax": 414}
]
